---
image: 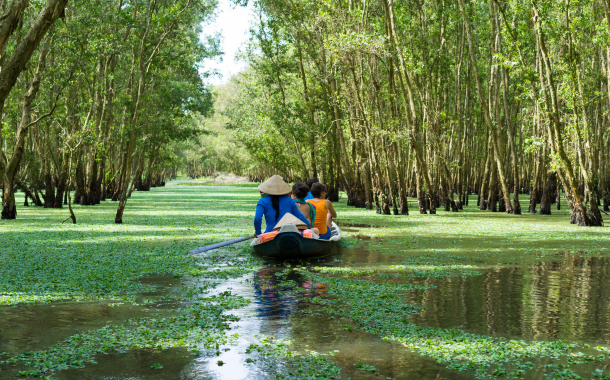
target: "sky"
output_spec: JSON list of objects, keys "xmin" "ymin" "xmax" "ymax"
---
[{"xmin": 200, "ymin": 0, "xmax": 255, "ymax": 86}]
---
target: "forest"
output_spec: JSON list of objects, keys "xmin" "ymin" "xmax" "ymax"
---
[
  {"xmin": 3, "ymin": 0, "xmax": 610, "ymax": 227},
  {"xmin": 191, "ymin": 0, "xmax": 610, "ymax": 227},
  {"xmin": 0, "ymin": 0, "xmax": 216, "ymax": 223},
  {"xmin": 4, "ymin": 1, "xmax": 610, "ymax": 379}
]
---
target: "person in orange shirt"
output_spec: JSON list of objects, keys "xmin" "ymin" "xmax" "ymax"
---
[{"xmin": 307, "ymin": 182, "xmax": 337, "ymax": 240}]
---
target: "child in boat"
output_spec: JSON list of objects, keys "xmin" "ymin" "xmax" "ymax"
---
[
  {"xmin": 307, "ymin": 182, "xmax": 337, "ymax": 240},
  {"xmin": 254, "ymin": 175, "xmax": 309, "ymax": 237},
  {"xmin": 292, "ymin": 182, "xmax": 319, "ymax": 235},
  {"xmin": 304, "ymin": 178, "xmax": 318, "ymax": 200}
]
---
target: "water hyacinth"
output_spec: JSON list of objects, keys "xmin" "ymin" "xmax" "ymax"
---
[{"xmin": 2, "ymin": 185, "xmax": 610, "ymax": 379}]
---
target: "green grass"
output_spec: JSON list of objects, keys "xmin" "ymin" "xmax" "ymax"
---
[
  {"xmin": 0, "ymin": 184, "xmax": 261, "ymax": 306},
  {"xmin": 1, "ymin": 183, "xmax": 610, "ymax": 379}
]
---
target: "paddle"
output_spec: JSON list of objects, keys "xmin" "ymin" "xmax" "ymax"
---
[{"xmin": 189, "ymin": 235, "xmax": 257, "ymax": 255}]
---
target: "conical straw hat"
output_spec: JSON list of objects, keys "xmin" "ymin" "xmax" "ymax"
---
[
  {"xmin": 258, "ymin": 175, "xmax": 291, "ymax": 195},
  {"xmin": 273, "ymin": 212, "xmax": 308, "ymax": 230}
]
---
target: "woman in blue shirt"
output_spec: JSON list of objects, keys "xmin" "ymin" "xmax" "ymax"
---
[
  {"xmin": 304, "ymin": 178, "xmax": 319, "ymax": 200},
  {"xmin": 254, "ymin": 175, "xmax": 309, "ymax": 236}
]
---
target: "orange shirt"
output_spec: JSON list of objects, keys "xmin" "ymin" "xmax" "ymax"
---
[{"xmin": 307, "ymin": 199, "xmax": 328, "ymax": 235}]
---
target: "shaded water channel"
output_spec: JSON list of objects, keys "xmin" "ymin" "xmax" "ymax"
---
[{"xmin": 3, "ymin": 240, "xmax": 610, "ymax": 379}]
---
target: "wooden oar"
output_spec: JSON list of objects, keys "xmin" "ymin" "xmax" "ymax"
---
[{"xmin": 189, "ymin": 235, "xmax": 257, "ymax": 255}]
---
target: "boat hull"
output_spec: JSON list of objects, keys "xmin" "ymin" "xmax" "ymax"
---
[{"xmin": 252, "ymin": 223, "xmax": 341, "ymax": 260}]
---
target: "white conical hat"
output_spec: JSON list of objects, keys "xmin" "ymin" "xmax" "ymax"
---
[
  {"xmin": 258, "ymin": 175, "xmax": 291, "ymax": 195},
  {"xmin": 273, "ymin": 212, "xmax": 307, "ymax": 230}
]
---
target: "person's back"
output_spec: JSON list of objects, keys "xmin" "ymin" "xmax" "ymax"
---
[
  {"xmin": 256, "ymin": 195, "xmax": 304, "ymax": 232},
  {"xmin": 296, "ymin": 202, "xmax": 310, "ymax": 220},
  {"xmin": 307, "ymin": 182, "xmax": 337, "ymax": 240},
  {"xmin": 254, "ymin": 176, "xmax": 309, "ymax": 235},
  {"xmin": 308, "ymin": 198, "xmax": 328, "ymax": 235},
  {"xmin": 292, "ymin": 182, "xmax": 317, "ymax": 232}
]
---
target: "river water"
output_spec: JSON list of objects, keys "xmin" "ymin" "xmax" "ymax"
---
[{"xmin": 2, "ymin": 239, "xmax": 610, "ymax": 379}]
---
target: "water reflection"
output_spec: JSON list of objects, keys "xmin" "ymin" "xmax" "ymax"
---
[
  {"xmin": 202, "ymin": 267, "xmax": 463, "ymax": 380},
  {"xmin": 43, "ymin": 348, "xmax": 197, "ymax": 380},
  {"xmin": 0, "ymin": 301, "xmax": 151, "ymax": 356},
  {"xmin": 253, "ymin": 267, "xmax": 326, "ymax": 319},
  {"xmin": 409, "ymin": 254, "xmax": 610, "ymax": 344}
]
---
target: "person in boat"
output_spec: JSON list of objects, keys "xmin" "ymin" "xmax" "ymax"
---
[
  {"xmin": 273, "ymin": 213, "xmax": 318, "ymax": 239},
  {"xmin": 307, "ymin": 182, "xmax": 337, "ymax": 240},
  {"xmin": 304, "ymin": 178, "xmax": 319, "ymax": 201},
  {"xmin": 254, "ymin": 175, "xmax": 309, "ymax": 237},
  {"xmin": 291, "ymin": 182, "xmax": 319, "ymax": 235},
  {"xmin": 258, "ymin": 212, "xmax": 319, "ymax": 243}
]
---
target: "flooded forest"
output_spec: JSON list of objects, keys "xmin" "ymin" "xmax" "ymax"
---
[{"xmin": 2, "ymin": 0, "xmax": 610, "ymax": 379}]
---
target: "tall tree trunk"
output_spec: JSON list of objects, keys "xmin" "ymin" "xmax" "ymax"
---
[
  {"xmin": 415, "ymin": 160, "xmax": 427, "ymax": 214},
  {"xmin": 2, "ymin": 45, "xmax": 49, "ymax": 219},
  {"xmin": 458, "ymin": 0, "xmax": 513, "ymax": 213},
  {"xmin": 479, "ymin": 139, "xmax": 492, "ymax": 210},
  {"xmin": 0, "ymin": 0, "xmax": 68, "ymax": 121},
  {"xmin": 540, "ymin": 172, "xmax": 557, "ymax": 215},
  {"xmin": 115, "ymin": 130, "xmax": 136, "ymax": 223},
  {"xmin": 532, "ymin": 4, "xmax": 593, "ymax": 226},
  {"xmin": 384, "ymin": 0, "xmax": 437, "ymax": 214},
  {"xmin": 0, "ymin": 0, "xmax": 31, "ymax": 57},
  {"xmin": 488, "ymin": 165, "xmax": 498, "ymax": 212}
]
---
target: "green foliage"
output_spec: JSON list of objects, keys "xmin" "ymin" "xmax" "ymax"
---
[
  {"xmin": 246, "ymin": 337, "xmax": 343, "ymax": 379},
  {"xmin": 0, "ymin": 0, "xmax": 221, "ymax": 222},
  {"xmin": 354, "ymin": 361, "xmax": 377, "ymax": 374},
  {"xmin": 3, "ymin": 185, "xmax": 610, "ymax": 379},
  {"xmin": 172, "ymin": 83, "xmax": 255, "ymax": 178},
  {"xmin": 151, "ymin": 362, "xmax": 163, "ymax": 370}
]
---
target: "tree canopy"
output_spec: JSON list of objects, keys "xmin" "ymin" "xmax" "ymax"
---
[
  {"xmin": 219, "ymin": 0, "xmax": 610, "ymax": 226},
  {"xmin": 0, "ymin": 0, "xmax": 220, "ymax": 222}
]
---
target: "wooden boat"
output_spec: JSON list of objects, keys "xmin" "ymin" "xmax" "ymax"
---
[{"xmin": 251, "ymin": 222, "xmax": 341, "ymax": 260}]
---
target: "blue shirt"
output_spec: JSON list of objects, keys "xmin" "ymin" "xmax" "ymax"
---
[
  {"xmin": 304, "ymin": 192, "xmax": 314, "ymax": 201},
  {"xmin": 254, "ymin": 195, "xmax": 309, "ymax": 235}
]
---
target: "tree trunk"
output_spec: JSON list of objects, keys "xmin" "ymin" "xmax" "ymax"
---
[
  {"xmin": 529, "ymin": 163, "xmax": 540, "ymax": 214},
  {"xmin": 488, "ymin": 166, "xmax": 498, "ymax": 212},
  {"xmin": 0, "ymin": 0, "xmax": 31, "ymax": 57},
  {"xmin": 532, "ymin": 4, "xmax": 593, "ymax": 226},
  {"xmin": 540, "ymin": 172, "xmax": 557, "ymax": 215},
  {"xmin": 15, "ymin": 179, "xmax": 38, "ymax": 208},
  {"xmin": 54, "ymin": 176, "xmax": 66, "ymax": 208},
  {"xmin": 384, "ymin": 0, "xmax": 437, "ymax": 215},
  {"xmin": 43, "ymin": 169, "xmax": 55, "ymax": 208},
  {"xmin": 458, "ymin": 0, "xmax": 513, "ymax": 213},
  {"xmin": 415, "ymin": 161, "xmax": 427, "ymax": 214},
  {"xmin": 479, "ymin": 140, "xmax": 491, "ymax": 210},
  {"xmin": 85, "ymin": 150, "xmax": 99, "ymax": 205},
  {"xmin": 1, "ymin": 45, "xmax": 49, "ymax": 219},
  {"xmin": 74, "ymin": 150, "xmax": 87, "ymax": 205},
  {"xmin": 0, "ymin": 0, "xmax": 69, "ymax": 119},
  {"xmin": 381, "ymin": 191, "xmax": 391, "ymax": 215},
  {"xmin": 360, "ymin": 164, "xmax": 373, "ymax": 210},
  {"xmin": 115, "ymin": 131, "xmax": 136, "ymax": 223}
]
